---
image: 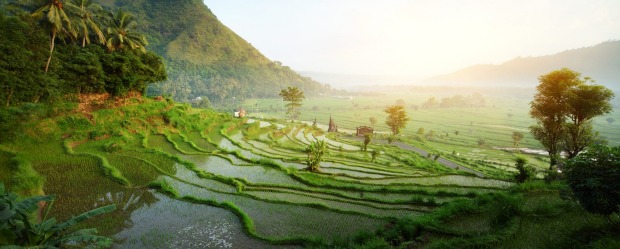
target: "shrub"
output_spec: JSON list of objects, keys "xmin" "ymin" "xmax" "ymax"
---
[
  {"xmin": 564, "ymin": 145, "xmax": 620, "ymax": 216},
  {"xmin": 514, "ymin": 157, "xmax": 535, "ymax": 183}
]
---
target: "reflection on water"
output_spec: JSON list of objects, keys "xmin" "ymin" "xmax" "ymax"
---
[{"xmin": 113, "ymin": 191, "xmax": 299, "ymax": 249}]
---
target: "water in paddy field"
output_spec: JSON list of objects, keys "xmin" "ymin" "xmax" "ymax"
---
[{"xmin": 113, "ymin": 191, "xmax": 299, "ymax": 249}]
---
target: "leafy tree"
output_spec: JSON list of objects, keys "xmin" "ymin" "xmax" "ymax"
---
[
  {"xmin": 477, "ymin": 137, "xmax": 486, "ymax": 147},
  {"xmin": 417, "ymin": 128, "xmax": 425, "ymax": 135},
  {"xmin": 386, "ymin": 134, "xmax": 396, "ymax": 144},
  {"xmin": 514, "ymin": 157, "xmax": 535, "ymax": 183},
  {"xmin": 512, "ymin": 131, "xmax": 524, "ymax": 147},
  {"xmin": 384, "ymin": 105, "xmax": 409, "ymax": 135},
  {"xmin": 104, "ymin": 8, "xmax": 147, "ymax": 52},
  {"xmin": 454, "ymin": 130, "xmax": 459, "ymax": 136},
  {"xmin": 363, "ymin": 134, "xmax": 372, "ymax": 151},
  {"xmin": 0, "ymin": 182, "xmax": 116, "ymax": 247},
  {"xmin": 563, "ymin": 83, "xmax": 614, "ymax": 158},
  {"xmin": 69, "ymin": 0, "xmax": 105, "ymax": 47},
  {"xmin": 371, "ymin": 150, "xmax": 379, "ymax": 162},
  {"xmin": 279, "ymin": 86, "xmax": 304, "ymax": 121},
  {"xmin": 0, "ymin": 11, "xmax": 51, "ymax": 106},
  {"xmin": 426, "ymin": 130, "xmax": 435, "ymax": 140},
  {"xmin": 14, "ymin": 0, "xmax": 77, "ymax": 72},
  {"xmin": 530, "ymin": 68, "xmax": 614, "ymax": 169},
  {"xmin": 564, "ymin": 145, "xmax": 620, "ymax": 216},
  {"xmin": 369, "ymin": 117, "xmax": 377, "ymax": 127},
  {"xmin": 305, "ymin": 140, "xmax": 327, "ymax": 172},
  {"xmin": 99, "ymin": 48, "xmax": 166, "ymax": 96}
]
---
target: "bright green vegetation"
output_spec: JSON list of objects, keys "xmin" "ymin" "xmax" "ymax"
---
[
  {"xmin": 530, "ymin": 68, "xmax": 614, "ymax": 167},
  {"xmin": 0, "ymin": 2, "xmax": 166, "ymax": 107},
  {"xmin": 0, "ymin": 0, "xmax": 330, "ymax": 110},
  {"xmin": 2, "ymin": 96, "xmax": 618, "ymax": 248},
  {"xmin": 248, "ymin": 88, "xmax": 620, "ymax": 178},
  {"xmin": 0, "ymin": 183, "xmax": 116, "ymax": 248},
  {"xmin": 83, "ymin": 0, "xmax": 333, "ymax": 105}
]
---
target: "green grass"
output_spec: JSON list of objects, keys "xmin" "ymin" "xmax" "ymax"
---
[{"xmin": 6, "ymin": 96, "xmax": 618, "ymax": 248}]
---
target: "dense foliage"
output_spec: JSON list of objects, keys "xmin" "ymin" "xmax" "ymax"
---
[
  {"xmin": 0, "ymin": 182, "xmax": 116, "ymax": 248},
  {"xmin": 279, "ymin": 86, "xmax": 304, "ymax": 120},
  {"xmin": 0, "ymin": 3, "xmax": 166, "ymax": 107},
  {"xmin": 564, "ymin": 145, "xmax": 620, "ymax": 216},
  {"xmin": 384, "ymin": 105, "xmax": 409, "ymax": 135},
  {"xmin": 305, "ymin": 140, "xmax": 327, "ymax": 172},
  {"xmin": 513, "ymin": 157, "xmax": 534, "ymax": 183},
  {"xmin": 93, "ymin": 0, "xmax": 330, "ymax": 105},
  {"xmin": 530, "ymin": 68, "xmax": 614, "ymax": 168}
]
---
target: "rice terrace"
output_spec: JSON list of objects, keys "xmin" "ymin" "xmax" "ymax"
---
[{"xmin": 1, "ymin": 0, "xmax": 620, "ymax": 248}]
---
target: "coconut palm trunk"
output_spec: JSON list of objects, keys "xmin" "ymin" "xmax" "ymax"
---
[{"xmin": 45, "ymin": 29, "xmax": 57, "ymax": 72}]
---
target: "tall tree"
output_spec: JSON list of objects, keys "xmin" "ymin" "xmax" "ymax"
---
[
  {"xmin": 69, "ymin": 0, "xmax": 104, "ymax": 47},
  {"xmin": 279, "ymin": 86, "xmax": 304, "ymax": 121},
  {"xmin": 563, "ymin": 84, "xmax": 613, "ymax": 158},
  {"xmin": 104, "ymin": 8, "xmax": 147, "ymax": 52},
  {"xmin": 384, "ymin": 105, "xmax": 409, "ymax": 135},
  {"xmin": 363, "ymin": 134, "xmax": 372, "ymax": 151},
  {"xmin": 512, "ymin": 131, "xmax": 524, "ymax": 147},
  {"xmin": 514, "ymin": 157, "xmax": 535, "ymax": 183},
  {"xmin": 530, "ymin": 68, "xmax": 614, "ymax": 169},
  {"xmin": 15, "ymin": 0, "xmax": 77, "ymax": 72}
]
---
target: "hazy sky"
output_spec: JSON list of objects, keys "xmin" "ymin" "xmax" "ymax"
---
[{"xmin": 203, "ymin": 0, "xmax": 620, "ymax": 79}]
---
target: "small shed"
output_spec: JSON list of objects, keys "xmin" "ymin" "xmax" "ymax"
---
[
  {"xmin": 356, "ymin": 126, "xmax": 374, "ymax": 137},
  {"xmin": 233, "ymin": 108, "xmax": 246, "ymax": 118}
]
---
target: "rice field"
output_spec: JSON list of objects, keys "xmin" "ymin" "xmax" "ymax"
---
[
  {"xmin": 248, "ymin": 90, "xmax": 620, "ymax": 177},
  {"xmin": 5, "ymin": 98, "xmax": 562, "ymax": 248}
]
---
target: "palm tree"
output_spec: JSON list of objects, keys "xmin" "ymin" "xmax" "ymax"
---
[
  {"xmin": 69, "ymin": 0, "xmax": 105, "ymax": 47},
  {"xmin": 104, "ymin": 9, "xmax": 147, "ymax": 52},
  {"xmin": 15, "ymin": 0, "xmax": 77, "ymax": 72}
]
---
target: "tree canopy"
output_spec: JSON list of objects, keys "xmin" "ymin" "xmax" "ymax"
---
[
  {"xmin": 512, "ymin": 131, "xmax": 524, "ymax": 147},
  {"xmin": 279, "ymin": 86, "xmax": 304, "ymax": 121},
  {"xmin": 564, "ymin": 145, "xmax": 620, "ymax": 216},
  {"xmin": 384, "ymin": 105, "xmax": 409, "ymax": 135},
  {"xmin": 529, "ymin": 68, "xmax": 614, "ymax": 168},
  {"xmin": 0, "ymin": 2, "xmax": 166, "ymax": 107}
]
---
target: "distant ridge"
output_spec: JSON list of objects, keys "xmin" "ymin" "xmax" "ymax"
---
[{"xmin": 424, "ymin": 41, "xmax": 620, "ymax": 90}]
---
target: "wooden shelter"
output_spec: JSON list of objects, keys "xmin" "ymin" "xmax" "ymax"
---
[{"xmin": 356, "ymin": 126, "xmax": 373, "ymax": 137}]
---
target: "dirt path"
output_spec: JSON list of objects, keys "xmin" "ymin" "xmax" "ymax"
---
[{"xmin": 350, "ymin": 137, "xmax": 485, "ymax": 177}]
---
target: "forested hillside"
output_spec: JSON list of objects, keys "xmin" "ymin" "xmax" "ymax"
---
[
  {"xmin": 98, "ymin": 0, "xmax": 329, "ymax": 105},
  {"xmin": 0, "ymin": 1, "xmax": 166, "ymax": 107}
]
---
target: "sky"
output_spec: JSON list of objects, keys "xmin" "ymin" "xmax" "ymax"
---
[{"xmin": 203, "ymin": 0, "xmax": 620, "ymax": 80}]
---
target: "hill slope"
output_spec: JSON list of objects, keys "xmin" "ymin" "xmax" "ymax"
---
[
  {"xmin": 425, "ymin": 41, "xmax": 620, "ymax": 90},
  {"xmin": 99, "ymin": 0, "xmax": 328, "ymax": 103}
]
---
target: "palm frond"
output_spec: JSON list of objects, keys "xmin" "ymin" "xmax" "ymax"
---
[{"xmin": 53, "ymin": 204, "xmax": 115, "ymax": 230}]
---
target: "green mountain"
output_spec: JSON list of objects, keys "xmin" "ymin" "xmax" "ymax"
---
[
  {"xmin": 99, "ymin": 0, "xmax": 328, "ymax": 104},
  {"xmin": 425, "ymin": 41, "xmax": 620, "ymax": 90}
]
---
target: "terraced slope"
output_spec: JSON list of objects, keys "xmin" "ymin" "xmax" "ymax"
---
[{"xmin": 1, "ymin": 99, "xmax": 515, "ymax": 248}]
